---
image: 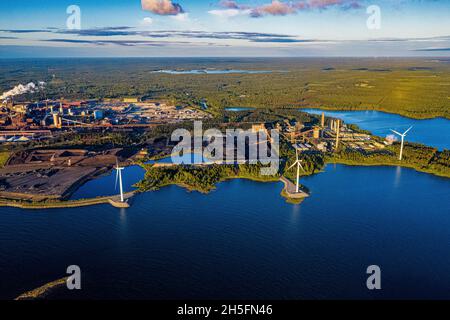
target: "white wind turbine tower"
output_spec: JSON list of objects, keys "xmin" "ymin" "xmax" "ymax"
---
[
  {"xmin": 114, "ymin": 158, "xmax": 125, "ymax": 203},
  {"xmin": 288, "ymin": 148, "xmax": 306, "ymax": 193},
  {"xmin": 390, "ymin": 126, "xmax": 413, "ymax": 161}
]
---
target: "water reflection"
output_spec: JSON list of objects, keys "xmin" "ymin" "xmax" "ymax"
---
[
  {"xmin": 119, "ymin": 208, "xmax": 127, "ymax": 224},
  {"xmin": 394, "ymin": 166, "xmax": 402, "ymax": 189},
  {"xmin": 290, "ymin": 204, "xmax": 301, "ymax": 226},
  {"xmin": 118, "ymin": 208, "xmax": 128, "ymax": 239},
  {"xmin": 70, "ymin": 165, "xmax": 145, "ymax": 200}
]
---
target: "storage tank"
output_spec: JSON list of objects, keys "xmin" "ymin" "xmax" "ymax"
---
[
  {"xmin": 93, "ymin": 110, "xmax": 104, "ymax": 120},
  {"xmin": 52, "ymin": 113, "xmax": 62, "ymax": 128}
]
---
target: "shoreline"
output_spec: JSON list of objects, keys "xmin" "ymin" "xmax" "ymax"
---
[
  {"xmin": 0, "ymin": 159, "xmax": 447, "ymax": 211},
  {"xmin": 299, "ymin": 106, "xmax": 450, "ymax": 121},
  {"xmin": 308, "ymin": 159, "xmax": 450, "ymax": 181},
  {"xmin": 1, "ymin": 144, "xmax": 448, "ymax": 210},
  {"xmin": 327, "ymin": 159, "xmax": 450, "ymax": 179},
  {"xmin": 0, "ymin": 191, "xmax": 135, "ymax": 210}
]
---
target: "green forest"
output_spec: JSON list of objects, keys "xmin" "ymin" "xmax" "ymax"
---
[
  {"xmin": 137, "ymin": 163, "xmax": 280, "ymax": 194},
  {"xmin": 1, "ymin": 57, "xmax": 449, "ymax": 119},
  {"xmin": 329, "ymin": 145, "xmax": 450, "ymax": 178}
]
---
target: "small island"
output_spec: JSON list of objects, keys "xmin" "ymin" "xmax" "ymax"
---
[{"xmin": 15, "ymin": 277, "xmax": 68, "ymax": 300}]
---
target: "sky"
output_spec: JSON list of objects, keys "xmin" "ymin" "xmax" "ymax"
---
[{"xmin": 0, "ymin": 0, "xmax": 449, "ymax": 57}]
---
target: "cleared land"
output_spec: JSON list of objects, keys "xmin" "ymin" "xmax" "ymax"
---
[{"xmin": 0, "ymin": 148, "xmax": 127, "ymax": 200}]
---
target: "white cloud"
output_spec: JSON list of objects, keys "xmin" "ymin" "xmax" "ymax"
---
[
  {"xmin": 171, "ymin": 13, "xmax": 189, "ymax": 22},
  {"xmin": 208, "ymin": 9, "xmax": 251, "ymax": 18},
  {"xmin": 141, "ymin": 17, "xmax": 154, "ymax": 26}
]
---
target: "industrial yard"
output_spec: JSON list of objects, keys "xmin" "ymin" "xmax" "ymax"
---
[
  {"xmin": 0, "ymin": 97, "xmax": 213, "ymax": 202},
  {"xmin": 0, "ymin": 148, "xmax": 130, "ymax": 201},
  {"xmin": 0, "ymin": 97, "xmax": 210, "ymax": 143},
  {"xmin": 275, "ymin": 113, "xmax": 388, "ymax": 154}
]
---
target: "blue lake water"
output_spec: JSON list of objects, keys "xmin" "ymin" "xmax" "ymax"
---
[
  {"xmin": 0, "ymin": 164, "xmax": 449, "ymax": 299},
  {"xmin": 301, "ymin": 109, "xmax": 450, "ymax": 150},
  {"xmin": 70, "ymin": 166, "xmax": 145, "ymax": 200},
  {"xmin": 225, "ymin": 107, "xmax": 256, "ymax": 112},
  {"xmin": 147, "ymin": 153, "xmax": 208, "ymax": 165},
  {"xmin": 152, "ymin": 69, "xmax": 277, "ymax": 75}
]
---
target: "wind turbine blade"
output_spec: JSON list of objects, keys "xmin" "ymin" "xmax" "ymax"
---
[
  {"xmin": 298, "ymin": 162, "xmax": 306, "ymax": 172},
  {"xmin": 288, "ymin": 162, "xmax": 297, "ymax": 170},
  {"xmin": 390, "ymin": 129, "xmax": 401, "ymax": 136},
  {"xmin": 403, "ymin": 126, "xmax": 413, "ymax": 135},
  {"xmin": 295, "ymin": 148, "xmax": 299, "ymax": 161}
]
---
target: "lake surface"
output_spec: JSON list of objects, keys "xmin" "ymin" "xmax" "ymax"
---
[
  {"xmin": 301, "ymin": 109, "xmax": 450, "ymax": 150},
  {"xmin": 1, "ymin": 164, "xmax": 449, "ymax": 299},
  {"xmin": 152, "ymin": 69, "xmax": 277, "ymax": 75},
  {"xmin": 146, "ymin": 153, "xmax": 208, "ymax": 166},
  {"xmin": 225, "ymin": 107, "xmax": 256, "ymax": 112},
  {"xmin": 70, "ymin": 165, "xmax": 145, "ymax": 200}
]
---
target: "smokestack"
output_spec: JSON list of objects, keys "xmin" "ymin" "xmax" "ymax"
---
[
  {"xmin": 321, "ymin": 112, "xmax": 325, "ymax": 138},
  {"xmin": 313, "ymin": 126, "xmax": 320, "ymax": 139},
  {"xmin": 53, "ymin": 113, "xmax": 62, "ymax": 129},
  {"xmin": 335, "ymin": 119, "xmax": 341, "ymax": 151}
]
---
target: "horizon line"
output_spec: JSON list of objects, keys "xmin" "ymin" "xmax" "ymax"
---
[{"xmin": 1, "ymin": 56, "xmax": 449, "ymax": 59}]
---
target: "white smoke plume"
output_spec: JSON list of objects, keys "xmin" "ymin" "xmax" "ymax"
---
[
  {"xmin": 386, "ymin": 134, "xmax": 398, "ymax": 142},
  {"xmin": 1, "ymin": 82, "xmax": 46, "ymax": 101}
]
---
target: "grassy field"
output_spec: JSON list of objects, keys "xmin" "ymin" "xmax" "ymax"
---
[
  {"xmin": 0, "ymin": 151, "xmax": 10, "ymax": 168},
  {"xmin": 1, "ymin": 58, "xmax": 449, "ymax": 119}
]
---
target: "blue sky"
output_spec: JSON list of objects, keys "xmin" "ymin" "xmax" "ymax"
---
[{"xmin": 0, "ymin": 0, "xmax": 449, "ymax": 57}]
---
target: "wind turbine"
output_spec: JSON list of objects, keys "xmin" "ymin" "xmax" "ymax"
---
[
  {"xmin": 114, "ymin": 158, "xmax": 125, "ymax": 203},
  {"xmin": 287, "ymin": 148, "xmax": 306, "ymax": 193},
  {"xmin": 390, "ymin": 126, "xmax": 413, "ymax": 161}
]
